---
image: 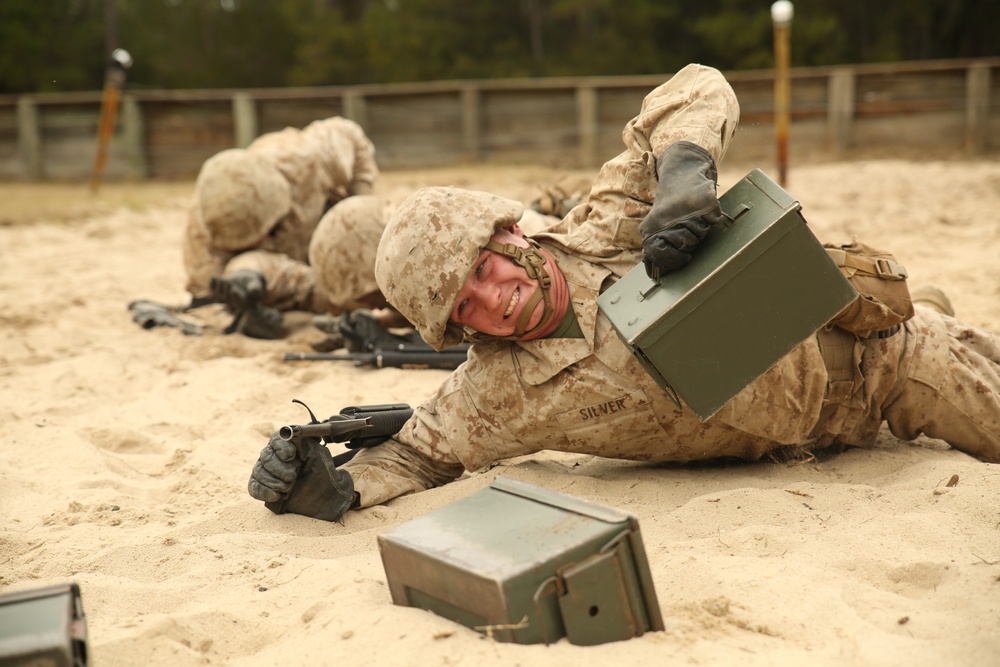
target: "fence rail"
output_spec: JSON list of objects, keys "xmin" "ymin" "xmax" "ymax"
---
[{"xmin": 0, "ymin": 58, "xmax": 997, "ymax": 182}]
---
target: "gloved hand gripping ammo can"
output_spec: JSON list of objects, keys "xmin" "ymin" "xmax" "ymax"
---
[{"xmin": 598, "ymin": 169, "xmax": 857, "ymax": 421}]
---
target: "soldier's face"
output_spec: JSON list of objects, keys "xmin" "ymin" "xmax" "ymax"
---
[{"xmin": 450, "ymin": 228, "xmax": 545, "ymax": 337}]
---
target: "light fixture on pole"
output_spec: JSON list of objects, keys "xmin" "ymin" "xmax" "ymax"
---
[{"xmin": 771, "ymin": 0, "xmax": 793, "ymax": 186}]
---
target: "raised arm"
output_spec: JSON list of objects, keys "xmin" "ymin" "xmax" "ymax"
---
[
  {"xmin": 308, "ymin": 117, "xmax": 380, "ymax": 198},
  {"xmin": 182, "ymin": 203, "xmax": 233, "ymax": 300},
  {"xmin": 558, "ymin": 63, "xmax": 740, "ymax": 276}
]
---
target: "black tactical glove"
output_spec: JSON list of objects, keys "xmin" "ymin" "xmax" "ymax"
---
[
  {"xmin": 337, "ymin": 310, "xmax": 377, "ymax": 352},
  {"xmin": 248, "ymin": 431, "xmax": 356, "ymax": 522},
  {"xmin": 640, "ymin": 141, "xmax": 728, "ymax": 280},
  {"xmin": 210, "ymin": 269, "xmax": 284, "ymax": 339},
  {"xmin": 212, "ymin": 269, "xmax": 266, "ymax": 312},
  {"xmin": 310, "ymin": 314, "xmax": 347, "ymax": 352}
]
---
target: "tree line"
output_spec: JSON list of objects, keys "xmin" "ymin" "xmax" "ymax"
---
[{"xmin": 2, "ymin": 0, "xmax": 997, "ymax": 95}]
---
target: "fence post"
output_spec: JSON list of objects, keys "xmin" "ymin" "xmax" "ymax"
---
[
  {"xmin": 121, "ymin": 94, "xmax": 148, "ymax": 179},
  {"xmin": 576, "ymin": 85, "xmax": 598, "ymax": 169},
  {"xmin": 828, "ymin": 68, "xmax": 855, "ymax": 156},
  {"xmin": 965, "ymin": 62, "xmax": 991, "ymax": 155},
  {"xmin": 343, "ymin": 90, "xmax": 368, "ymax": 130},
  {"xmin": 233, "ymin": 92, "xmax": 258, "ymax": 148},
  {"xmin": 17, "ymin": 97, "xmax": 42, "ymax": 180},
  {"xmin": 461, "ymin": 85, "xmax": 481, "ymax": 161}
]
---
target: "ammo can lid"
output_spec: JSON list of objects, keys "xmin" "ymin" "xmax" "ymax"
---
[
  {"xmin": 489, "ymin": 475, "xmax": 637, "ymax": 525},
  {"xmin": 379, "ymin": 476, "xmax": 640, "ymax": 577}
]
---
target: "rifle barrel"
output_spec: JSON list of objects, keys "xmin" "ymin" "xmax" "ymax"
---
[
  {"xmin": 375, "ymin": 350, "xmax": 467, "ymax": 370},
  {"xmin": 282, "ymin": 349, "xmax": 466, "ymax": 370},
  {"xmin": 283, "ymin": 352, "xmax": 365, "ymax": 362},
  {"xmin": 278, "ymin": 416, "xmax": 372, "ymax": 442}
]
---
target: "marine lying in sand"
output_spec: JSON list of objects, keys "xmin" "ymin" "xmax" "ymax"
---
[
  {"xmin": 174, "ymin": 114, "xmax": 564, "ymax": 345},
  {"xmin": 182, "ymin": 117, "xmax": 387, "ymax": 339},
  {"xmin": 247, "ymin": 64, "xmax": 1000, "ymax": 522}
]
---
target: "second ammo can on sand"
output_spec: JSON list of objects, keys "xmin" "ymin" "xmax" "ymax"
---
[{"xmin": 378, "ymin": 476, "xmax": 663, "ymax": 646}]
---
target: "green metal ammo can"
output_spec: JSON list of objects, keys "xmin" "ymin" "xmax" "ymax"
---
[
  {"xmin": 377, "ymin": 475, "xmax": 664, "ymax": 646},
  {"xmin": 597, "ymin": 168, "xmax": 857, "ymax": 421},
  {"xmin": 0, "ymin": 583, "xmax": 89, "ymax": 666}
]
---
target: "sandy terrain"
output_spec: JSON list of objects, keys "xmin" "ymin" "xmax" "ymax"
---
[{"xmin": 1, "ymin": 158, "xmax": 999, "ymax": 666}]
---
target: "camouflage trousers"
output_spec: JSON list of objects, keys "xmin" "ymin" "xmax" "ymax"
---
[{"xmin": 811, "ymin": 305, "xmax": 1000, "ymax": 462}]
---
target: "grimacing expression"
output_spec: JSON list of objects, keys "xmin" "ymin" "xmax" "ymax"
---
[{"xmin": 450, "ymin": 231, "xmax": 545, "ymax": 337}]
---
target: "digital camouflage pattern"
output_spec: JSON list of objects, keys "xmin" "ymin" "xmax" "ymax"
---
[
  {"xmin": 309, "ymin": 195, "xmax": 388, "ymax": 311},
  {"xmin": 376, "ymin": 188, "xmax": 526, "ymax": 350},
  {"xmin": 183, "ymin": 117, "xmax": 379, "ymax": 312},
  {"xmin": 308, "ymin": 195, "xmax": 557, "ymax": 316},
  {"xmin": 345, "ymin": 64, "xmax": 1000, "ymax": 508},
  {"xmin": 195, "ymin": 149, "xmax": 292, "ymax": 251}
]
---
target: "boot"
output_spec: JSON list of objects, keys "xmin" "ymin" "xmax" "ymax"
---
[{"xmin": 911, "ymin": 285, "xmax": 955, "ymax": 317}]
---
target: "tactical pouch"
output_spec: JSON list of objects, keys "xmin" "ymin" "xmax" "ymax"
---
[{"xmin": 823, "ymin": 241, "xmax": 914, "ymax": 338}]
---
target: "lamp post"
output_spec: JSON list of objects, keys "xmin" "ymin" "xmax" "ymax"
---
[{"xmin": 771, "ymin": 0, "xmax": 793, "ymax": 186}]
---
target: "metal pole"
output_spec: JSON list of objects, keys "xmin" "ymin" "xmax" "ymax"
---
[
  {"xmin": 771, "ymin": 1, "xmax": 793, "ymax": 187},
  {"xmin": 90, "ymin": 48, "xmax": 132, "ymax": 193}
]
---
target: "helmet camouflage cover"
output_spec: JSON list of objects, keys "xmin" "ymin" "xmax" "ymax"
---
[
  {"xmin": 375, "ymin": 186, "xmax": 524, "ymax": 350},
  {"xmin": 196, "ymin": 149, "xmax": 292, "ymax": 251},
  {"xmin": 309, "ymin": 195, "xmax": 386, "ymax": 308}
]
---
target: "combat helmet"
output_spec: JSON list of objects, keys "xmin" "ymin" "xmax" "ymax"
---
[
  {"xmin": 196, "ymin": 149, "xmax": 291, "ymax": 251},
  {"xmin": 375, "ymin": 186, "xmax": 555, "ymax": 350},
  {"xmin": 309, "ymin": 195, "xmax": 386, "ymax": 309}
]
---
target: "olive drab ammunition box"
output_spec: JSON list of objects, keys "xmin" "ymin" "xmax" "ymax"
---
[
  {"xmin": 0, "ymin": 583, "xmax": 89, "ymax": 666},
  {"xmin": 597, "ymin": 168, "xmax": 857, "ymax": 421},
  {"xmin": 377, "ymin": 476, "xmax": 664, "ymax": 646}
]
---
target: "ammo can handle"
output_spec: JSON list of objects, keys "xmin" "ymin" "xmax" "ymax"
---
[
  {"xmin": 531, "ymin": 576, "xmax": 563, "ymax": 646},
  {"xmin": 720, "ymin": 201, "xmax": 752, "ymax": 228}
]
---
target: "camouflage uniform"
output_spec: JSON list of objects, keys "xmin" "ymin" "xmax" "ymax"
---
[
  {"xmin": 342, "ymin": 64, "xmax": 1000, "ymax": 508},
  {"xmin": 183, "ymin": 117, "xmax": 379, "ymax": 313},
  {"xmin": 306, "ymin": 197, "xmax": 559, "ymax": 315},
  {"xmin": 308, "ymin": 195, "xmax": 390, "ymax": 313}
]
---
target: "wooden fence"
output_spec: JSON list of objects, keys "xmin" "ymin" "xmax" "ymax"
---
[{"xmin": 0, "ymin": 57, "xmax": 997, "ymax": 182}]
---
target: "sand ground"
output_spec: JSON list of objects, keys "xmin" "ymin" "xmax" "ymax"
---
[{"xmin": 1, "ymin": 159, "xmax": 999, "ymax": 666}]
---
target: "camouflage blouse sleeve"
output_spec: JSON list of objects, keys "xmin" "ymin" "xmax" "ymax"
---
[
  {"xmin": 182, "ymin": 203, "xmax": 232, "ymax": 299},
  {"xmin": 341, "ymin": 350, "xmax": 537, "ymax": 507},
  {"xmin": 311, "ymin": 117, "xmax": 380, "ymax": 196},
  {"xmin": 548, "ymin": 63, "xmax": 740, "ymax": 268},
  {"xmin": 342, "ymin": 119, "xmax": 379, "ymax": 195},
  {"xmin": 623, "ymin": 63, "xmax": 740, "ymax": 166}
]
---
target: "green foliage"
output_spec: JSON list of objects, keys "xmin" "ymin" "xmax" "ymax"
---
[
  {"xmin": 0, "ymin": 0, "xmax": 997, "ymax": 94},
  {"xmin": 117, "ymin": 0, "xmax": 298, "ymax": 89},
  {"xmin": 689, "ymin": 0, "xmax": 776, "ymax": 71},
  {"xmin": 0, "ymin": 0, "xmax": 106, "ymax": 93}
]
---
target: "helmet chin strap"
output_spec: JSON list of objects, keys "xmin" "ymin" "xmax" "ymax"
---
[{"xmin": 464, "ymin": 238, "xmax": 554, "ymax": 342}]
